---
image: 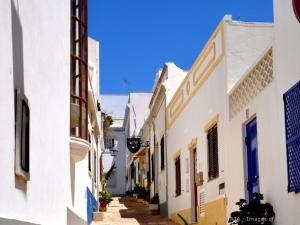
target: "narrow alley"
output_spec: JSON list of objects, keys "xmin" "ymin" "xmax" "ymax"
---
[{"xmin": 93, "ymin": 197, "xmax": 178, "ymax": 225}]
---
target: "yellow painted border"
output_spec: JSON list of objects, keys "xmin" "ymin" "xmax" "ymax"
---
[
  {"xmin": 170, "ymin": 89, "xmax": 184, "ymax": 117},
  {"xmin": 193, "ymin": 43, "xmax": 216, "ymax": 85},
  {"xmin": 170, "ymin": 197, "xmax": 227, "ymax": 225},
  {"xmin": 188, "ymin": 137, "xmax": 198, "ymax": 150},
  {"xmin": 173, "ymin": 149, "xmax": 181, "ymax": 160},
  {"xmin": 167, "ymin": 19, "xmax": 225, "ymax": 129},
  {"xmin": 204, "ymin": 114, "xmax": 219, "ymax": 132}
]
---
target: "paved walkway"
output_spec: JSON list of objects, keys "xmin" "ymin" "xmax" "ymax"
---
[{"xmin": 93, "ymin": 197, "xmax": 178, "ymax": 225}]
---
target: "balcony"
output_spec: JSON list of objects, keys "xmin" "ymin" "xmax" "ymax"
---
[{"xmin": 70, "ymin": 136, "xmax": 90, "ymax": 161}]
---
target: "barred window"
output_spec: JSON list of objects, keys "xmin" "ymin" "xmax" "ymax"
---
[
  {"xmin": 283, "ymin": 80, "xmax": 300, "ymax": 193},
  {"xmin": 207, "ymin": 125, "xmax": 219, "ymax": 180},
  {"xmin": 175, "ymin": 156, "xmax": 181, "ymax": 196},
  {"xmin": 160, "ymin": 136, "xmax": 165, "ymax": 170},
  {"xmin": 151, "ymin": 154, "xmax": 155, "ymax": 181}
]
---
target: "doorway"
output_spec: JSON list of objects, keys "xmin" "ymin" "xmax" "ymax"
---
[
  {"xmin": 191, "ymin": 148, "xmax": 198, "ymax": 223},
  {"xmin": 245, "ymin": 117, "xmax": 260, "ymax": 202}
]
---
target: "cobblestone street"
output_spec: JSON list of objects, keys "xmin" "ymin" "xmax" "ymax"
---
[{"xmin": 93, "ymin": 197, "xmax": 178, "ymax": 225}]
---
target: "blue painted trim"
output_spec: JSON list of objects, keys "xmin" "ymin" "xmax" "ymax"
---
[
  {"xmin": 283, "ymin": 79, "xmax": 300, "ymax": 193},
  {"xmin": 86, "ymin": 187, "xmax": 98, "ymax": 225}
]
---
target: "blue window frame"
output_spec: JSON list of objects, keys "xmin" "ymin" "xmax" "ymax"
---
[{"xmin": 283, "ymin": 80, "xmax": 300, "ymax": 193}]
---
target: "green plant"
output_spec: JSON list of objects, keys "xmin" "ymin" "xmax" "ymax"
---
[
  {"xmin": 104, "ymin": 115, "xmax": 113, "ymax": 126},
  {"xmin": 228, "ymin": 193, "xmax": 275, "ymax": 225},
  {"xmin": 177, "ymin": 213, "xmax": 189, "ymax": 225},
  {"xmin": 99, "ymin": 190, "xmax": 113, "ymax": 207},
  {"xmin": 132, "ymin": 184, "xmax": 144, "ymax": 194},
  {"xmin": 150, "ymin": 194, "xmax": 159, "ymax": 204},
  {"xmin": 105, "ymin": 162, "xmax": 117, "ymax": 180}
]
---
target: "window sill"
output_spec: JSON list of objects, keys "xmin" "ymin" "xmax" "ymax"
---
[
  {"xmin": 175, "ymin": 193, "xmax": 181, "ymax": 198},
  {"xmin": 70, "ymin": 136, "xmax": 90, "ymax": 161},
  {"xmin": 207, "ymin": 176, "xmax": 219, "ymax": 183}
]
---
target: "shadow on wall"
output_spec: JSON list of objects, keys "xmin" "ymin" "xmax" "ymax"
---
[
  {"xmin": 70, "ymin": 159, "xmax": 76, "ymax": 207},
  {"xmin": 0, "ymin": 217, "xmax": 40, "ymax": 225},
  {"xmin": 67, "ymin": 208, "xmax": 86, "ymax": 225},
  {"xmin": 11, "ymin": 0, "xmax": 27, "ymax": 192}
]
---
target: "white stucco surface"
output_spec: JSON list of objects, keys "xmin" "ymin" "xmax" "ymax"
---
[{"xmin": 0, "ymin": 1, "xmax": 69, "ymax": 224}]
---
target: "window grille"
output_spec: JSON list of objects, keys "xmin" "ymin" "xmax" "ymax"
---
[
  {"xmin": 283, "ymin": 80, "xmax": 300, "ymax": 193},
  {"xmin": 175, "ymin": 156, "xmax": 181, "ymax": 196},
  {"xmin": 207, "ymin": 125, "xmax": 219, "ymax": 180},
  {"xmin": 161, "ymin": 136, "xmax": 165, "ymax": 170},
  {"xmin": 229, "ymin": 49, "xmax": 273, "ymax": 119},
  {"xmin": 151, "ymin": 154, "xmax": 155, "ymax": 181}
]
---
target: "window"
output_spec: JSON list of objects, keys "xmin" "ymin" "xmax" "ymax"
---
[
  {"xmin": 70, "ymin": 0, "xmax": 88, "ymax": 140},
  {"xmin": 104, "ymin": 137, "xmax": 114, "ymax": 150},
  {"xmin": 283, "ymin": 80, "xmax": 300, "ymax": 193},
  {"xmin": 15, "ymin": 89, "xmax": 30, "ymax": 180},
  {"xmin": 175, "ymin": 156, "xmax": 181, "ymax": 196},
  {"xmin": 160, "ymin": 136, "xmax": 165, "ymax": 170},
  {"xmin": 151, "ymin": 154, "xmax": 155, "ymax": 181},
  {"xmin": 207, "ymin": 124, "xmax": 219, "ymax": 180}
]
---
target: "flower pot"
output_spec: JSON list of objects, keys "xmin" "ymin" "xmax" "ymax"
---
[
  {"xmin": 99, "ymin": 200, "xmax": 108, "ymax": 212},
  {"xmin": 100, "ymin": 206, "xmax": 107, "ymax": 212},
  {"xmin": 149, "ymin": 204, "xmax": 159, "ymax": 215},
  {"xmin": 149, "ymin": 204, "xmax": 159, "ymax": 210},
  {"xmin": 133, "ymin": 193, "xmax": 138, "ymax": 199}
]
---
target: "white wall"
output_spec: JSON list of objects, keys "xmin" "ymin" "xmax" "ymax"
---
[
  {"xmin": 128, "ymin": 93, "xmax": 152, "ymax": 137},
  {"xmin": 167, "ymin": 58, "xmax": 227, "ymax": 217},
  {"xmin": 154, "ymin": 100, "xmax": 167, "ymax": 204},
  {"xmin": 225, "ymin": 17, "xmax": 273, "ymax": 92},
  {"xmin": 0, "ymin": 0, "xmax": 70, "ymax": 224},
  {"xmin": 271, "ymin": 0, "xmax": 300, "ymax": 224},
  {"xmin": 104, "ymin": 129, "xmax": 127, "ymax": 195}
]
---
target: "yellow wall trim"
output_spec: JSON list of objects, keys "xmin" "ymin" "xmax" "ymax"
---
[
  {"xmin": 170, "ymin": 197, "xmax": 227, "ymax": 225},
  {"xmin": 188, "ymin": 137, "xmax": 198, "ymax": 150},
  {"xmin": 167, "ymin": 19, "xmax": 225, "ymax": 129},
  {"xmin": 173, "ymin": 149, "xmax": 181, "ymax": 160},
  {"xmin": 204, "ymin": 114, "xmax": 219, "ymax": 132}
]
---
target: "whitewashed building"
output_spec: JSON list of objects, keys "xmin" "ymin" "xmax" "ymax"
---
[
  {"xmin": 101, "ymin": 94, "xmax": 129, "ymax": 196},
  {"xmin": 225, "ymin": 2, "xmax": 300, "ymax": 224},
  {"xmin": 166, "ymin": 15, "xmax": 273, "ymax": 225},
  {"xmin": 0, "ymin": 1, "xmax": 102, "ymax": 224},
  {"xmin": 148, "ymin": 63, "xmax": 186, "ymax": 217},
  {"xmin": 124, "ymin": 93, "xmax": 152, "ymax": 191}
]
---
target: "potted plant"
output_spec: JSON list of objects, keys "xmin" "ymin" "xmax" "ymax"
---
[
  {"xmin": 99, "ymin": 190, "xmax": 113, "ymax": 212},
  {"xmin": 132, "ymin": 184, "xmax": 143, "ymax": 199},
  {"xmin": 149, "ymin": 194, "xmax": 159, "ymax": 214},
  {"xmin": 228, "ymin": 192, "xmax": 275, "ymax": 225}
]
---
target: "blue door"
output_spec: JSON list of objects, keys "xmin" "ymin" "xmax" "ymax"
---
[{"xmin": 246, "ymin": 118, "xmax": 260, "ymax": 202}]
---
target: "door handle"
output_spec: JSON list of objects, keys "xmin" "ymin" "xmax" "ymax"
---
[{"xmin": 254, "ymin": 176, "xmax": 259, "ymax": 180}]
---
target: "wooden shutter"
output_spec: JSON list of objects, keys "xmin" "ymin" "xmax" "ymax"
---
[
  {"xmin": 161, "ymin": 136, "xmax": 165, "ymax": 170},
  {"xmin": 207, "ymin": 125, "xmax": 219, "ymax": 180},
  {"xmin": 151, "ymin": 154, "xmax": 155, "ymax": 181},
  {"xmin": 175, "ymin": 156, "xmax": 181, "ymax": 196}
]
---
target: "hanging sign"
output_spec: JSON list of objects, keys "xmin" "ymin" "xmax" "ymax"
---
[
  {"xmin": 127, "ymin": 138, "xmax": 141, "ymax": 153},
  {"xmin": 294, "ymin": 0, "xmax": 300, "ymax": 23}
]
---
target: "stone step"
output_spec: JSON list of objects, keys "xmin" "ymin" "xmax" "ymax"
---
[
  {"xmin": 91, "ymin": 222, "xmax": 110, "ymax": 225},
  {"xmin": 93, "ymin": 212, "xmax": 104, "ymax": 221}
]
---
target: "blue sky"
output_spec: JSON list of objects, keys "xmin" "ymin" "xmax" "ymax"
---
[{"xmin": 89, "ymin": 0, "xmax": 273, "ymax": 94}]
